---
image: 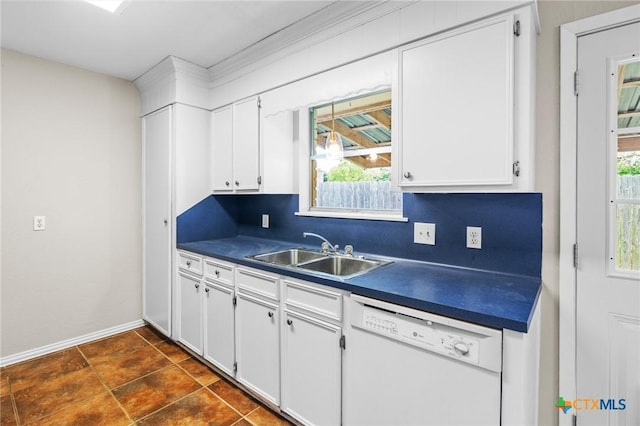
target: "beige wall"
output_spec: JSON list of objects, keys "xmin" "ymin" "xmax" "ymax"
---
[
  {"xmin": 535, "ymin": 1, "xmax": 639, "ymax": 425},
  {"xmin": 0, "ymin": 49, "xmax": 142, "ymax": 358}
]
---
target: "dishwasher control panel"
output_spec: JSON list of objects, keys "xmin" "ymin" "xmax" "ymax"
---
[
  {"xmin": 362, "ymin": 306, "xmax": 481, "ymax": 364},
  {"xmin": 352, "ymin": 295, "xmax": 502, "ymax": 372}
]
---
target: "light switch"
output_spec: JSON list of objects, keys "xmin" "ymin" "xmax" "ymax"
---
[
  {"xmin": 262, "ymin": 214, "xmax": 269, "ymax": 228},
  {"xmin": 414, "ymin": 222, "xmax": 435, "ymax": 245}
]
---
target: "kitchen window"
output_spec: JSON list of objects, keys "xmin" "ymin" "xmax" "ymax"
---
[{"xmin": 304, "ymin": 90, "xmax": 403, "ymax": 220}]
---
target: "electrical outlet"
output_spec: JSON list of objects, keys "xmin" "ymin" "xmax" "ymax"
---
[
  {"xmin": 262, "ymin": 214, "xmax": 269, "ymax": 229},
  {"xmin": 414, "ymin": 222, "xmax": 436, "ymax": 245},
  {"xmin": 466, "ymin": 226, "xmax": 482, "ymax": 249},
  {"xmin": 34, "ymin": 216, "xmax": 46, "ymax": 231}
]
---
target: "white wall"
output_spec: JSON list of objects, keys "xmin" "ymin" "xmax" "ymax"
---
[
  {"xmin": 535, "ymin": 2, "xmax": 639, "ymax": 425},
  {"xmin": 0, "ymin": 49, "xmax": 142, "ymax": 359}
]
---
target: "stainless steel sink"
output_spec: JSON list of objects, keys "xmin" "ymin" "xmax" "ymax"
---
[
  {"xmin": 247, "ymin": 248, "xmax": 391, "ymax": 278},
  {"xmin": 247, "ymin": 248, "xmax": 327, "ymax": 266},
  {"xmin": 297, "ymin": 256, "xmax": 387, "ymax": 277}
]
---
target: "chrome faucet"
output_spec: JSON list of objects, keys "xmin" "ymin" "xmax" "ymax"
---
[{"xmin": 303, "ymin": 232, "xmax": 338, "ymax": 254}]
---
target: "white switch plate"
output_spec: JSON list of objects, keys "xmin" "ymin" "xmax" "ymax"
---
[
  {"xmin": 466, "ymin": 226, "xmax": 482, "ymax": 249},
  {"xmin": 414, "ymin": 222, "xmax": 436, "ymax": 245},
  {"xmin": 33, "ymin": 216, "xmax": 46, "ymax": 231},
  {"xmin": 262, "ymin": 214, "xmax": 269, "ymax": 228}
]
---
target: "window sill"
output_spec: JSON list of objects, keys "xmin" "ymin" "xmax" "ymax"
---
[{"xmin": 295, "ymin": 210, "xmax": 408, "ymax": 222}]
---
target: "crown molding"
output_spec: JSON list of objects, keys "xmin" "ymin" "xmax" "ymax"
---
[{"xmin": 207, "ymin": 1, "xmax": 414, "ymax": 86}]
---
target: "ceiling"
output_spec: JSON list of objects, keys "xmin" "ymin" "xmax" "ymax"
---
[{"xmin": 0, "ymin": 0, "xmax": 341, "ymax": 81}]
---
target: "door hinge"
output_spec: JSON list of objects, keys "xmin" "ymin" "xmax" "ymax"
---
[
  {"xmin": 257, "ymin": 176, "xmax": 262, "ymax": 185},
  {"xmin": 512, "ymin": 161, "xmax": 520, "ymax": 177},
  {"xmin": 513, "ymin": 20, "xmax": 521, "ymax": 36},
  {"xmin": 574, "ymin": 70, "xmax": 580, "ymax": 96},
  {"xmin": 232, "ymin": 295, "xmax": 237, "ymax": 307},
  {"xmin": 233, "ymin": 362, "xmax": 238, "ymax": 373},
  {"xmin": 573, "ymin": 243, "xmax": 579, "ymax": 268},
  {"xmin": 257, "ymin": 96, "xmax": 261, "ymax": 109},
  {"xmin": 339, "ymin": 335, "xmax": 346, "ymax": 350},
  {"xmin": 572, "ymin": 413, "xmax": 577, "ymax": 426}
]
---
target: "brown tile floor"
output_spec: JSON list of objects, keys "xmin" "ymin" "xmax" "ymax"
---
[{"xmin": 0, "ymin": 326, "xmax": 293, "ymax": 426}]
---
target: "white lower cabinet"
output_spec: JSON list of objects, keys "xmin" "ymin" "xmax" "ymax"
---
[
  {"xmin": 235, "ymin": 291, "xmax": 280, "ymax": 405},
  {"xmin": 203, "ymin": 258, "xmax": 236, "ymax": 376},
  {"xmin": 235, "ymin": 266, "xmax": 281, "ymax": 405},
  {"xmin": 177, "ymin": 271, "xmax": 203, "ymax": 354},
  {"xmin": 203, "ymin": 281, "xmax": 235, "ymax": 376},
  {"xmin": 176, "ymin": 254, "xmax": 347, "ymax": 424},
  {"xmin": 281, "ymin": 278, "xmax": 344, "ymax": 425},
  {"xmin": 281, "ymin": 309, "xmax": 342, "ymax": 426}
]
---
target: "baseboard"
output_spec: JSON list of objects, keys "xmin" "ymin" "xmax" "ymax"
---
[{"xmin": 0, "ymin": 319, "xmax": 146, "ymax": 367}]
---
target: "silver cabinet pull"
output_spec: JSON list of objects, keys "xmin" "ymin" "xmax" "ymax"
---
[
  {"xmin": 225, "ymin": 181, "xmax": 230, "ymax": 186},
  {"xmin": 215, "ymin": 270, "xmax": 220, "ymax": 277},
  {"xmin": 403, "ymin": 171, "xmax": 412, "ymax": 179},
  {"xmin": 287, "ymin": 319, "xmax": 293, "ymax": 326},
  {"xmin": 205, "ymin": 288, "xmax": 210, "ymax": 294},
  {"xmin": 235, "ymin": 180, "xmax": 240, "ymax": 186},
  {"xmin": 195, "ymin": 283, "xmax": 200, "ymax": 289},
  {"xmin": 186, "ymin": 260, "xmax": 191, "ymax": 267},
  {"xmin": 268, "ymin": 311, "xmax": 274, "ymax": 318}
]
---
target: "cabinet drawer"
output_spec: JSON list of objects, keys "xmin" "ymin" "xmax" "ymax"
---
[
  {"xmin": 178, "ymin": 251, "xmax": 203, "ymax": 276},
  {"xmin": 236, "ymin": 267, "xmax": 279, "ymax": 301},
  {"xmin": 204, "ymin": 258, "xmax": 234, "ymax": 286},
  {"xmin": 284, "ymin": 279, "xmax": 343, "ymax": 322}
]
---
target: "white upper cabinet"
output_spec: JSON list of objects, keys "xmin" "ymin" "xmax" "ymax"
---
[
  {"xmin": 211, "ymin": 96, "xmax": 261, "ymax": 192},
  {"xmin": 397, "ymin": 15, "xmax": 517, "ymax": 190},
  {"xmin": 232, "ymin": 96, "xmax": 261, "ymax": 191},
  {"xmin": 211, "ymin": 105, "xmax": 234, "ymax": 191}
]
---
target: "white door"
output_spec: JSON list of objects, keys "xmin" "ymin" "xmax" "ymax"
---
[
  {"xmin": 233, "ymin": 96, "xmax": 260, "ymax": 190},
  {"xmin": 143, "ymin": 106, "xmax": 172, "ymax": 336},
  {"xmin": 576, "ymin": 22, "xmax": 640, "ymax": 426},
  {"xmin": 281, "ymin": 310, "xmax": 342, "ymax": 426},
  {"xmin": 177, "ymin": 272, "xmax": 202, "ymax": 354},
  {"xmin": 211, "ymin": 105, "xmax": 233, "ymax": 191},
  {"xmin": 235, "ymin": 292, "xmax": 280, "ymax": 405},
  {"xmin": 204, "ymin": 282, "xmax": 235, "ymax": 376}
]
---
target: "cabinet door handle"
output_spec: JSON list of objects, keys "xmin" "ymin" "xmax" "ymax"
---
[
  {"xmin": 215, "ymin": 270, "xmax": 220, "ymax": 277},
  {"xmin": 235, "ymin": 180, "xmax": 240, "ymax": 186},
  {"xmin": 205, "ymin": 288, "xmax": 210, "ymax": 294},
  {"xmin": 225, "ymin": 181, "xmax": 230, "ymax": 187},
  {"xmin": 163, "ymin": 219, "xmax": 168, "ymax": 226},
  {"xmin": 186, "ymin": 260, "xmax": 192, "ymax": 267},
  {"xmin": 287, "ymin": 319, "xmax": 293, "ymax": 326},
  {"xmin": 195, "ymin": 283, "xmax": 200, "ymax": 289},
  {"xmin": 268, "ymin": 311, "xmax": 274, "ymax": 318},
  {"xmin": 403, "ymin": 171, "xmax": 412, "ymax": 179}
]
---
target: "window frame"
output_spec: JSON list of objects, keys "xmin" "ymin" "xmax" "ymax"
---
[{"xmin": 296, "ymin": 91, "xmax": 407, "ymax": 222}]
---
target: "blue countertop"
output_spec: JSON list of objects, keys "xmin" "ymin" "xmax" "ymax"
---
[{"xmin": 178, "ymin": 236, "xmax": 541, "ymax": 333}]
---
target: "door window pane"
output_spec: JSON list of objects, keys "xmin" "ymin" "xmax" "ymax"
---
[{"xmin": 614, "ymin": 61, "xmax": 640, "ymax": 271}]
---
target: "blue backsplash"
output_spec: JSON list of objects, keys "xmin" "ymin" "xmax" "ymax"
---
[{"xmin": 177, "ymin": 193, "xmax": 542, "ymax": 278}]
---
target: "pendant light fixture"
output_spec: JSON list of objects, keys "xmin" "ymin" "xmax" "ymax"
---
[{"xmin": 325, "ymin": 102, "xmax": 344, "ymax": 160}]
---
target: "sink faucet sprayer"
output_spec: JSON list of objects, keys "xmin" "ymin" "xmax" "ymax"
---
[{"xmin": 302, "ymin": 232, "xmax": 353, "ymax": 256}]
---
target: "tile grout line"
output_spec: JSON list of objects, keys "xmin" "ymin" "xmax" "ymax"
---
[
  {"xmin": 76, "ymin": 343, "xmax": 137, "ymax": 426},
  {"xmin": 133, "ymin": 386, "xmax": 206, "ymax": 424},
  {"xmin": 10, "ymin": 346, "xmax": 121, "ymax": 426}
]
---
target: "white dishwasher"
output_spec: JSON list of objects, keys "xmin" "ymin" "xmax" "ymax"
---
[{"xmin": 343, "ymin": 294, "xmax": 503, "ymax": 426}]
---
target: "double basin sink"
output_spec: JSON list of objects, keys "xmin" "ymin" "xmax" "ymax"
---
[{"xmin": 246, "ymin": 248, "xmax": 391, "ymax": 279}]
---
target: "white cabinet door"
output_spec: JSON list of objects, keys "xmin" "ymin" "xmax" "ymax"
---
[
  {"xmin": 177, "ymin": 272, "xmax": 203, "ymax": 354},
  {"xmin": 142, "ymin": 106, "xmax": 172, "ymax": 336},
  {"xmin": 235, "ymin": 292, "xmax": 280, "ymax": 405},
  {"xmin": 281, "ymin": 310, "xmax": 342, "ymax": 426},
  {"xmin": 232, "ymin": 96, "xmax": 260, "ymax": 191},
  {"xmin": 211, "ymin": 105, "xmax": 234, "ymax": 191},
  {"xmin": 203, "ymin": 282, "xmax": 235, "ymax": 376},
  {"xmin": 398, "ymin": 15, "xmax": 514, "ymax": 188}
]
